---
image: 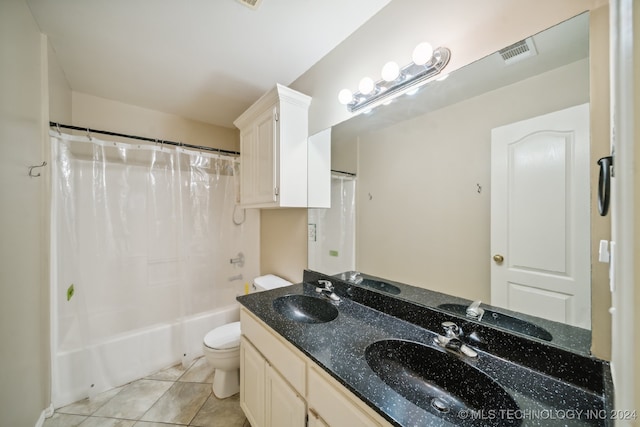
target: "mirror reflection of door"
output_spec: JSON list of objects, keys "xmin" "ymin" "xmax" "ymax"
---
[{"xmin": 490, "ymin": 103, "xmax": 590, "ymax": 329}]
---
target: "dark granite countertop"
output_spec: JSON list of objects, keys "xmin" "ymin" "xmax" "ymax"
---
[
  {"xmin": 333, "ymin": 271, "xmax": 591, "ymax": 355},
  {"xmin": 237, "ymin": 270, "xmax": 612, "ymax": 427}
]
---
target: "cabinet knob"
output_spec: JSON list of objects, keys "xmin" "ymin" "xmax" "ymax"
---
[{"xmin": 493, "ymin": 254, "xmax": 504, "ymax": 264}]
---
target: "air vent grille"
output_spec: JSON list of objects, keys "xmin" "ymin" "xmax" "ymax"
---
[
  {"xmin": 237, "ymin": 0, "xmax": 262, "ymax": 10},
  {"xmin": 499, "ymin": 37, "xmax": 538, "ymax": 65}
]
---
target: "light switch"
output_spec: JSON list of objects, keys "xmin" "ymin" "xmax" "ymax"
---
[{"xmin": 598, "ymin": 240, "xmax": 610, "ymax": 263}]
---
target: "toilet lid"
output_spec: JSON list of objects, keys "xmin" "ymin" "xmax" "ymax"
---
[
  {"xmin": 254, "ymin": 274, "xmax": 292, "ymax": 291},
  {"xmin": 204, "ymin": 321, "xmax": 241, "ymax": 350}
]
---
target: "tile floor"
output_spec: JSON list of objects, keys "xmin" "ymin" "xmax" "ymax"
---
[{"xmin": 44, "ymin": 357, "xmax": 249, "ymax": 427}]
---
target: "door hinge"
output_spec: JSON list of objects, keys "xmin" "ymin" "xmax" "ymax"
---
[
  {"xmin": 274, "ymin": 186, "xmax": 279, "ymax": 197},
  {"xmin": 274, "ymin": 111, "xmax": 279, "ymax": 122}
]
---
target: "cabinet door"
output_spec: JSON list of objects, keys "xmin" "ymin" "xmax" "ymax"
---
[
  {"xmin": 308, "ymin": 367, "xmax": 381, "ymax": 427},
  {"xmin": 265, "ymin": 364, "xmax": 306, "ymax": 427},
  {"xmin": 240, "ymin": 338, "xmax": 266, "ymax": 427},
  {"xmin": 240, "ymin": 106, "xmax": 277, "ymax": 205}
]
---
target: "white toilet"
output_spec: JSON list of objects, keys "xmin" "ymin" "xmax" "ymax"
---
[{"xmin": 203, "ymin": 274, "xmax": 292, "ymax": 398}]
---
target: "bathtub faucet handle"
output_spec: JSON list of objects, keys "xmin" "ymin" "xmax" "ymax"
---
[{"xmin": 230, "ymin": 252, "xmax": 245, "ymax": 267}]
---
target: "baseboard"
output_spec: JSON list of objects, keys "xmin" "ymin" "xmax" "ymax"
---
[{"xmin": 35, "ymin": 404, "xmax": 54, "ymax": 427}]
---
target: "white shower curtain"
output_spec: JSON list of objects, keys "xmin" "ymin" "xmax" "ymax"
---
[{"xmin": 50, "ymin": 131, "xmax": 258, "ymax": 407}]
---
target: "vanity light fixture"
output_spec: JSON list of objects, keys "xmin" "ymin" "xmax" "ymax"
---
[
  {"xmin": 358, "ymin": 77, "xmax": 376, "ymax": 95},
  {"xmin": 381, "ymin": 61, "xmax": 401, "ymax": 82},
  {"xmin": 338, "ymin": 42, "xmax": 451, "ymax": 113}
]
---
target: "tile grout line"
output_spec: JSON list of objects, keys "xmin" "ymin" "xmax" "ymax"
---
[
  {"xmin": 137, "ymin": 380, "xmax": 183, "ymax": 423},
  {"xmin": 138, "ymin": 359, "xmax": 212, "ymax": 425},
  {"xmin": 47, "ymin": 357, "xmax": 248, "ymax": 427}
]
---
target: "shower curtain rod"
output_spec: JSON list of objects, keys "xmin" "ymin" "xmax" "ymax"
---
[
  {"xmin": 49, "ymin": 122, "xmax": 240, "ymax": 156},
  {"xmin": 331, "ymin": 169, "xmax": 356, "ymax": 177}
]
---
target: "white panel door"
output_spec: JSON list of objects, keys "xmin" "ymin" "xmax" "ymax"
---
[{"xmin": 491, "ymin": 103, "xmax": 590, "ymax": 329}]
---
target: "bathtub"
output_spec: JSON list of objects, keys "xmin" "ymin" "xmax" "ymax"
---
[{"xmin": 51, "ymin": 303, "xmax": 240, "ymax": 408}]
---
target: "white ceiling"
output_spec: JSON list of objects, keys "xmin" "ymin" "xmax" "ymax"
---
[{"xmin": 27, "ymin": 0, "xmax": 391, "ymax": 128}]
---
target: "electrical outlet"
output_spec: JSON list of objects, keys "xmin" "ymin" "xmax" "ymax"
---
[{"xmin": 308, "ymin": 223, "xmax": 316, "ymax": 242}]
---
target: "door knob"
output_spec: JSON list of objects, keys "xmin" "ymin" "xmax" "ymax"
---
[{"xmin": 493, "ymin": 254, "xmax": 504, "ymax": 264}]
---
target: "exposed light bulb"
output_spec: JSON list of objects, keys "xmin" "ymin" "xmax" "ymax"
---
[
  {"xmin": 358, "ymin": 77, "xmax": 375, "ymax": 95},
  {"xmin": 381, "ymin": 61, "xmax": 400, "ymax": 82},
  {"xmin": 338, "ymin": 89, "xmax": 353, "ymax": 105},
  {"xmin": 412, "ymin": 42, "xmax": 434, "ymax": 66}
]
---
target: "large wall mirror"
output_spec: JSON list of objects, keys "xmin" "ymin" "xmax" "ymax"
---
[{"xmin": 308, "ymin": 13, "xmax": 597, "ymax": 354}]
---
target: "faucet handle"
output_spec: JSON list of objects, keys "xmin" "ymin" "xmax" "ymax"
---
[
  {"xmin": 347, "ymin": 271, "xmax": 363, "ymax": 284},
  {"xmin": 466, "ymin": 300, "xmax": 485, "ymax": 319},
  {"xmin": 436, "ymin": 321, "xmax": 478, "ymax": 358},
  {"xmin": 442, "ymin": 321, "xmax": 460, "ymax": 338},
  {"xmin": 318, "ymin": 280, "xmax": 333, "ymax": 291}
]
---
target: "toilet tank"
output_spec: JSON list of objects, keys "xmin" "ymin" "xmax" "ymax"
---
[{"xmin": 252, "ymin": 274, "xmax": 292, "ymax": 292}]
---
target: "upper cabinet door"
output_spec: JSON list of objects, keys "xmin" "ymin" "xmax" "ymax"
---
[{"xmin": 240, "ymin": 106, "xmax": 278, "ymax": 206}]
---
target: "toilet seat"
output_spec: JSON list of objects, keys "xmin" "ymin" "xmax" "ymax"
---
[
  {"xmin": 204, "ymin": 321, "xmax": 241, "ymax": 350},
  {"xmin": 201, "ymin": 274, "xmax": 290, "ymax": 398}
]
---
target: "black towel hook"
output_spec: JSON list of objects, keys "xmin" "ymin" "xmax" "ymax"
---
[{"xmin": 597, "ymin": 155, "xmax": 613, "ymax": 216}]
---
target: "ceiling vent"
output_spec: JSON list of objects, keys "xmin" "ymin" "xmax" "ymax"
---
[
  {"xmin": 499, "ymin": 37, "xmax": 538, "ymax": 65},
  {"xmin": 236, "ymin": 0, "xmax": 263, "ymax": 10}
]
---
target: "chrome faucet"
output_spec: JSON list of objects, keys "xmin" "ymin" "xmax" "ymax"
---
[
  {"xmin": 434, "ymin": 321, "xmax": 478, "ymax": 358},
  {"xmin": 315, "ymin": 280, "xmax": 341, "ymax": 302},
  {"xmin": 466, "ymin": 300, "xmax": 485, "ymax": 320},
  {"xmin": 229, "ymin": 252, "xmax": 245, "ymax": 267},
  {"xmin": 347, "ymin": 271, "xmax": 363, "ymax": 284}
]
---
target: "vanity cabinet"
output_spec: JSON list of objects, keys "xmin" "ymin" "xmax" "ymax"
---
[
  {"xmin": 307, "ymin": 409, "xmax": 329, "ymax": 427},
  {"xmin": 240, "ymin": 336, "xmax": 306, "ymax": 427},
  {"xmin": 234, "ymin": 84, "xmax": 317, "ymax": 208},
  {"xmin": 240, "ymin": 308, "xmax": 390, "ymax": 427},
  {"xmin": 307, "ymin": 366, "xmax": 382, "ymax": 427},
  {"xmin": 266, "ymin": 363, "xmax": 306, "ymax": 427},
  {"xmin": 240, "ymin": 337, "xmax": 265, "ymax": 426}
]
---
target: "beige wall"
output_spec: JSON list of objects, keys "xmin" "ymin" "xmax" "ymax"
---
[
  {"xmin": 356, "ymin": 59, "xmax": 589, "ymax": 302},
  {"xmin": 71, "ymin": 92, "xmax": 239, "ymax": 152},
  {"xmin": 331, "ymin": 132, "xmax": 358, "ymax": 175},
  {"xmin": 260, "ymin": 209, "xmax": 308, "ymax": 284},
  {"xmin": 0, "ymin": 0, "xmax": 50, "ymax": 424},
  {"xmin": 589, "ymin": 6, "xmax": 612, "ymax": 361},
  {"xmin": 47, "ymin": 41, "xmax": 72, "ymax": 125}
]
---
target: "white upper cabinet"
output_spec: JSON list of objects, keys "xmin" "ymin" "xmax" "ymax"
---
[{"xmin": 235, "ymin": 84, "xmax": 326, "ymax": 208}]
